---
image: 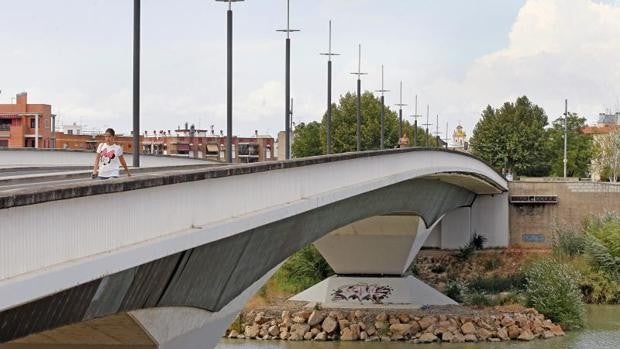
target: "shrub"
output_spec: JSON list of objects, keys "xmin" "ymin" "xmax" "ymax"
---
[
  {"xmin": 484, "ymin": 256, "xmax": 502, "ymax": 271},
  {"xmin": 525, "ymin": 258, "xmax": 584, "ymax": 329},
  {"xmin": 468, "ymin": 274, "xmax": 526, "ymax": 293},
  {"xmin": 552, "ymin": 227, "xmax": 585, "ymax": 257},
  {"xmin": 569, "ymin": 256, "xmax": 620, "ymax": 304},
  {"xmin": 584, "ymin": 212, "xmax": 620, "ymax": 258},
  {"xmin": 445, "ymin": 280, "xmax": 464, "ymax": 303},
  {"xmin": 274, "ymin": 245, "xmax": 334, "ymax": 293},
  {"xmin": 584, "ymin": 235, "xmax": 620, "ymax": 281},
  {"xmin": 471, "ymin": 232, "xmax": 487, "ymax": 250},
  {"xmin": 463, "ymin": 289, "xmax": 495, "ymax": 306}
]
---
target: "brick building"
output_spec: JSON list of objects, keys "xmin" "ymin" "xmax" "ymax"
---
[{"xmin": 0, "ymin": 93, "xmax": 55, "ymax": 148}]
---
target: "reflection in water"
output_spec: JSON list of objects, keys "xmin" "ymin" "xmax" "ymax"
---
[{"xmin": 216, "ymin": 306, "xmax": 620, "ymax": 349}]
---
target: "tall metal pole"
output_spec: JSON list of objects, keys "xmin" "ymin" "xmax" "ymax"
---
[
  {"xmin": 564, "ymin": 99, "xmax": 568, "ymax": 178},
  {"xmin": 132, "ymin": 0, "xmax": 140, "ymax": 167},
  {"xmin": 278, "ymin": 0, "xmax": 299, "ymax": 160},
  {"xmin": 395, "ymin": 81, "xmax": 407, "ymax": 138},
  {"xmin": 351, "ymin": 44, "xmax": 367, "ymax": 152},
  {"xmin": 216, "ymin": 0, "xmax": 244, "ymax": 163},
  {"xmin": 435, "ymin": 114, "xmax": 440, "ymax": 148},
  {"xmin": 375, "ymin": 65, "xmax": 389, "ymax": 150},
  {"xmin": 320, "ymin": 21, "xmax": 339, "ymax": 154},
  {"xmin": 410, "ymin": 95, "xmax": 421, "ymax": 147},
  {"xmin": 422, "ymin": 105, "xmax": 432, "ymax": 147}
]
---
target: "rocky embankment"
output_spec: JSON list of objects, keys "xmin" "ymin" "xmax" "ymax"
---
[{"xmin": 226, "ymin": 307, "xmax": 565, "ymax": 344}]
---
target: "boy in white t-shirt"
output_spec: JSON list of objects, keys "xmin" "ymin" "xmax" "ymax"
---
[{"xmin": 92, "ymin": 128, "xmax": 131, "ymax": 179}]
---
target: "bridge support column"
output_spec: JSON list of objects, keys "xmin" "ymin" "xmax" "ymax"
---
[{"xmin": 299, "ymin": 215, "xmax": 455, "ymax": 307}]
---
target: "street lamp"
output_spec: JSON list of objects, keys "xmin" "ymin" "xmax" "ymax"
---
[
  {"xmin": 277, "ymin": 0, "xmax": 299, "ymax": 160},
  {"xmin": 132, "ymin": 0, "xmax": 141, "ymax": 167},
  {"xmin": 563, "ymin": 99, "xmax": 568, "ymax": 179},
  {"xmin": 410, "ymin": 95, "xmax": 422, "ymax": 147},
  {"xmin": 320, "ymin": 20, "xmax": 339, "ymax": 154},
  {"xmin": 350, "ymin": 44, "xmax": 367, "ymax": 152},
  {"xmin": 395, "ymin": 81, "xmax": 407, "ymax": 139},
  {"xmin": 422, "ymin": 105, "xmax": 432, "ymax": 147},
  {"xmin": 216, "ymin": 0, "xmax": 245, "ymax": 163},
  {"xmin": 374, "ymin": 65, "xmax": 389, "ymax": 150}
]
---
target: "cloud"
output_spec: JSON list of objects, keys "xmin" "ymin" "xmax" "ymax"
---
[{"xmin": 426, "ymin": 0, "xmax": 620, "ymax": 134}]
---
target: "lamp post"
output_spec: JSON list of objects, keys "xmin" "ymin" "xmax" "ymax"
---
[
  {"xmin": 563, "ymin": 99, "xmax": 568, "ymax": 179},
  {"xmin": 320, "ymin": 20, "xmax": 339, "ymax": 154},
  {"xmin": 132, "ymin": 0, "xmax": 141, "ymax": 167},
  {"xmin": 350, "ymin": 44, "xmax": 367, "ymax": 152},
  {"xmin": 277, "ymin": 0, "xmax": 299, "ymax": 160},
  {"xmin": 410, "ymin": 95, "xmax": 422, "ymax": 146},
  {"xmin": 422, "ymin": 105, "xmax": 432, "ymax": 147},
  {"xmin": 395, "ymin": 81, "xmax": 407, "ymax": 139},
  {"xmin": 375, "ymin": 65, "xmax": 389, "ymax": 150},
  {"xmin": 216, "ymin": 0, "xmax": 244, "ymax": 163}
]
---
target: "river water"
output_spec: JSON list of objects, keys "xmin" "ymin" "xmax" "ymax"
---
[{"xmin": 216, "ymin": 305, "xmax": 619, "ymax": 349}]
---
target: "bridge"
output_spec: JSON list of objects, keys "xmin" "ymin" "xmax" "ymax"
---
[{"xmin": 0, "ymin": 148, "xmax": 507, "ymax": 349}]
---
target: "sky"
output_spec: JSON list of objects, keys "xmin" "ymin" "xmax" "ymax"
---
[{"xmin": 2, "ymin": 0, "xmax": 620, "ymax": 138}]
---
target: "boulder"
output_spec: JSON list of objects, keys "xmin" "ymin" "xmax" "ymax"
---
[
  {"xmin": 477, "ymin": 328, "xmax": 492, "ymax": 340},
  {"xmin": 461, "ymin": 322, "xmax": 476, "ymax": 335},
  {"xmin": 268, "ymin": 325, "xmax": 279, "ymax": 337},
  {"xmin": 518, "ymin": 329, "xmax": 535, "ymax": 341},
  {"xmin": 419, "ymin": 333, "xmax": 438, "ymax": 343},
  {"xmin": 376, "ymin": 312, "xmax": 388, "ymax": 322},
  {"xmin": 497, "ymin": 327, "xmax": 509, "ymax": 341},
  {"xmin": 322, "ymin": 316, "xmax": 338, "ymax": 334},
  {"xmin": 441, "ymin": 331, "xmax": 454, "ymax": 342},
  {"xmin": 360, "ymin": 331, "xmax": 368, "ymax": 341},
  {"xmin": 308, "ymin": 311, "xmax": 325, "ymax": 326},
  {"xmin": 501, "ymin": 316, "xmax": 515, "ymax": 327},
  {"xmin": 507, "ymin": 324, "xmax": 521, "ymax": 339},
  {"xmin": 550, "ymin": 325, "xmax": 565, "ymax": 336},
  {"xmin": 244, "ymin": 324, "xmax": 260, "ymax": 339},
  {"xmin": 303, "ymin": 332, "xmax": 313, "ymax": 340},
  {"xmin": 389, "ymin": 323, "xmax": 412, "ymax": 337},
  {"xmin": 291, "ymin": 323, "xmax": 310, "ymax": 337},
  {"xmin": 464, "ymin": 334, "xmax": 478, "ymax": 342},
  {"xmin": 227, "ymin": 330, "xmax": 239, "ymax": 339},
  {"xmin": 418, "ymin": 316, "xmax": 436, "ymax": 330},
  {"xmin": 543, "ymin": 330, "xmax": 555, "ymax": 339},
  {"xmin": 340, "ymin": 327, "xmax": 355, "ymax": 341},
  {"xmin": 315, "ymin": 332, "xmax": 327, "ymax": 341}
]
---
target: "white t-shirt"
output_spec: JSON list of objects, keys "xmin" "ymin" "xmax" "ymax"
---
[{"xmin": 97, "ymin": 143, "xmax": 124, "ymax": 177}]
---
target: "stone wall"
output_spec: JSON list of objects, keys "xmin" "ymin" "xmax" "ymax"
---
[{"xmin": 509, "ymin": 180, "xmax": 620, "ymax": 248}]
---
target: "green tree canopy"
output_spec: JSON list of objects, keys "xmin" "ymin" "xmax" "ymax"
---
[
  {"xmin": 546, "ymin": 113, "xmax": 593, "ymax": 178},
  {"xmin": 470, "ymin": 96, "xmax": 550, "ymax": 176},
  {"xmin": 292, "ymin": 91, "xmax": 432, "ymax": 157}
]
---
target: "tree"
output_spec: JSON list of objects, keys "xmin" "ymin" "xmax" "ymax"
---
[
  {"xmin": 470, "ymin": 96, "xmax": 550, "ymax": 177},
  {"xmin": 291, "ymin": 121, "xmax": 322, "ymax": 158},
  {"xmin": 292, "ymin": 91, "xmax": 431, "ymax": 157},
  {"xmin": 592, "ymin": 128, "xmax": 620, "ymax": 182},
  {"xmin": 546, "ymin": 113, "xmax": 593, "ymax": 178}
]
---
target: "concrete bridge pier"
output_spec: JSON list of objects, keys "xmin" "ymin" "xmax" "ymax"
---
[{"xmin": 292, "ymin": 215, "xmax": 456, "ymax": 307}]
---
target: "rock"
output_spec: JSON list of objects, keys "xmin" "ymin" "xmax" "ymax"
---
[
  {"xmin": 338, "ymin": 319, "xmax": 350, "ymax": 331},
  {"xmin": 315, "ymin": 332, "xmax": 327, "ymax": 341},
  {"xmin": 360, "ymin": 331, "xmax": 368, "ymax": 341},
  {"xmin": 380, "ymin": 336, "xmax": 391, "ymax": 342},
  {"xmin": 366, "ymin": 324, "xmax": 377, "ymax": 336},
  {"xmin": 419, "ymin": 333, "xmax": 438, "ymax": 343},
  {"xmin": 359, "ymin": 322, "xmax": 367, "ymax": 331},
  {"xmin": 497, "ymin": 327, "xmax": 509, "ymax": 341},
  {"xmin": 279, "ymin": 331, "xmax": 289, "ymax": 340},
  {"xmin": 244, "ymin": 324, "xmax": 260, "ymax": 339},
  {"xmin": 442, "ymin": 331, "xmax": 454, "ymax": 342},
  {"xmin": 376, "ymin": 312, "xmax": 388, "ymax": 322},
  {"xmin": 501, "ymin": 316, "xmax": 515, "ymax": 327},
  {"xmin": 388, "ymin": 315, "xmax": 400, "ymax": 325},
  {"xmin": 451, "ymin": 333, "xmax": 466, "ymax": 343},
  {"xmin": 543, "ymin": 330, "xmax": 555, "ymax": 339},
  {"xmin": 477, "ymin": 328, "xmax": 492, "ymax": 340},
  {"xmin": 292, "ymin": 316, "xmax": 306, "ymax": 324},
  {"xmin": 366, "ymin": 335, "xmax": 380, "ymax": 342},
  {"xmin": 438, "ymin": 320, "xmax": 452, "ymax": 328},
  {"xmin": 354, "ymin": 310, "xmax": 364, "ymax": 319},
  {"xmin": 398, "ymin": 313, "xmax": 410, "ymax": 323},
  {"xmin": 303, "ymin": 332, "xmax": 313, "ymax": 340},
  {"xmin": 236, "ymin": 334, "xmax": 245, "ymax": 339},
  {"xmin": 340, "ymin": 327, "xmax": 355, "ymax": 341},
  {"xmin": 322, "ymin": 317, "xmax": 338, "ymax": 334},
  {"xmin": 308, "ymin": 311, "xmax": 325, "ymax": 326},
  {"xmin": 489, "ymin": 337, "xmax": 501, "ymax": 342},
  {"xmin": 518, "ymin": 329, "xmax": 535, "ymax": 341},
  {"xmin": 464, "ymin": 334, "xmax": 478, "ymax": 342},
  {"xmin": 533, "ymin": 325, "xmax": 545, "ymax": 335},
  {"xmin": 410, "ymin": 320, "xmax": 421, "ymax": 334},
  {"xmin": 311, "ymin": 328, "xmax": 319, "ymax": 336},
  {"xmin": 268, "ymin": 325, "xmax": 279, "ymax": 337},
  {"xmin": 281, "ymin": 310, "xmax": 290, "ymax": 320},
  {"xmin": 418, "ymin": 316, "xmax": 436, "ymax": 330},
  {"xmin": 507, "ymin": 324, "xmax": 521, "ymax": 339},
  {"xmin": 550, "ymin": 325, "xmax": 565, "ymax": 336},
  {"xmin": 291, "ymin": 324, "xmax": 310, "ymax": 337},
  {"xmin": 374, "ymin": 321, "xmax": 387, "ymax": 330},
  {"xmin": 461, "ymin": 322, "xmax": 476, "ymax": 335},
  {"xmin": 350, "ymin": 324, "xmax": 361, "ymax": 340},
  {"xmin": 228, "ymin": 330, "xmax": 239, "ymax": 339},
  {"xmin": 254, "ymin": 312, "xmax": 267, "ymax": 324},
  {"xmin": 288, "ymin": 333, "xmax": 301, "ymax": 341},
  {"xmin": 390, "ymin": 323, "xmax": 413, "ymax": 337}
]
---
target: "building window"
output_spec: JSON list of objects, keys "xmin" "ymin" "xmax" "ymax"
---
[
  {"xmin": 30, "ymin": 117, "xmax": 35, "ymax": 128},
  {"xmin": 67, "ymin": 129, "xmax": 73, "ymax": 135}
]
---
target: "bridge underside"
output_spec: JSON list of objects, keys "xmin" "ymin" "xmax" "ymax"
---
[{"xmin": 0, "ymin": 177, "xmax": 484, "ymax": 344}]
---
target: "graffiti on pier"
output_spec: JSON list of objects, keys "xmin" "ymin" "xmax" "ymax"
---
[{"xmin": 331, "ymin": 283, "xmax": 393, "ymax": 304}]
